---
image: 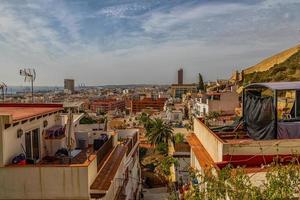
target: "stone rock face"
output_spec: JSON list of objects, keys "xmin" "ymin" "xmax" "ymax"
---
[{"xmin": 244, "ymin": 44, "xmax": 300, "ymax": 75}]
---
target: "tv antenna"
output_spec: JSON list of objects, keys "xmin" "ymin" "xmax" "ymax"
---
[
  {"xmin": 0, "ymin": 82, "xmax": 7, "ymax": 102},
  {"xmin": 19, "ymin": 68, "xmax": 36, "ymax": 103}
]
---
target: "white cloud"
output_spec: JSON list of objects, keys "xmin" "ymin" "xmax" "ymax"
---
[
  {"xmin": 96, "ymin": 2, "xmax": 147, "ymax": 18},
  {"xmin": 142, "ymin": 3, "xmax": 250, "ymax": 34},
  {"xmin": 0, "ymin": 0, "xmax": 300, "ymax": 86}
]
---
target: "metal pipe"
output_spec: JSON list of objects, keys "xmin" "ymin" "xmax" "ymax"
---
[{"xmin": 274, "ymin": 90, "xmax": 278, "ymax": 137}]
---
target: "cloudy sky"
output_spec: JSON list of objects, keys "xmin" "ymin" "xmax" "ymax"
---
[{"xmin": 0, "ymin": 0, "xmax": 300, "ymax": 86}]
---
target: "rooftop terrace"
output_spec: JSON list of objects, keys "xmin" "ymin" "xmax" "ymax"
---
[{"xmin": 191, "ymin": 118, "xmax": 300, "ymax": 170}]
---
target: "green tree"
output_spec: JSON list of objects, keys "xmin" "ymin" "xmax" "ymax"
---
[
  {"xmin": 147, "ymin": 118, "xmax": 174, "ymax": 145},
  {"xmin": 180, "ymin": 164, "xmax": 300, "ymax": 200},
  {"xmin": 155, "ymin": 142, "xmax": 168, "ymax": 154},
  {"xmin": 138, "ymin": 112, "xmax": 153, "ymax": 132},
  {"xmin": 198, "ymin": 73, "xmax": 206, "ymax": 92},
  {"xmin": 155, "ymin": 156, "xmax": 178, "ymax": 177}
]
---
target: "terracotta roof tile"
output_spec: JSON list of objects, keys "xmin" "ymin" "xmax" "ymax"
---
[{"xmin": 0, "ymin": 104, "xmax": 63, "ymax": 122}]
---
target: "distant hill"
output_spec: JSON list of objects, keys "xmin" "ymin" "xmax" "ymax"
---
[
  {"xmin": 243, "ymin": 44, "xmax": 300, "ymax": 84},
  {"xmin": 244, "ymin": 44, "xmax": 300, "ymax": 74}
]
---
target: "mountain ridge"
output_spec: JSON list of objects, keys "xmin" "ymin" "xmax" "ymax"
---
[{"xmin": 244, "ymin": 44, "xmax": 300, "ymax": 75}]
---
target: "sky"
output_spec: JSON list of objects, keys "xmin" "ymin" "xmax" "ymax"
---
[{"xmin": 0, "ymin": 0, "xmax": 300, "ymax": 86}]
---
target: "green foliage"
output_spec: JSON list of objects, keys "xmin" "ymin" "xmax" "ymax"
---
[
  {"xmin": 138, "ymin": 112, "xmax": 153, "ymax": 132},
  {"xmin": 181, "ymin": 164, "xmax": 300, "ymax": 200},
  {"xmin": 146, "ymin": 118, "xmax": 174, "ymax": 145},
  {"xmin": 174, "ymin": 132, "xmax": 185, "ymax": 144},
  {"xmin": 205, "ymin": 111, "xmax": 221, "ymax": 125},
  {"xmin": 155, "ymin": 142, "xmax": 168, "ymax": 154},
  {"xmin": 79, "ymin": 116, "xmax": 97, "ymax": 124},
  {"xmin": 184, "ymin": 121, "xmax": 193, "ymax": 131},
  {"xmin": 139, "ymin": 147, "xmax": 148, "ymax": 159},
  {"xmin": 155, "ymin": 156, "xmax": 178, "ymax": 177},
  {"xmin": 262, "ymin": 164, "xmax": 300, "ymax": 199},
  {"xmin": 244, "ymin": 49, "xmax": 300, "ymax": 84},
  {"xmin": 198, "ymin": 73, "xmax": 206, "ymax": 92}
]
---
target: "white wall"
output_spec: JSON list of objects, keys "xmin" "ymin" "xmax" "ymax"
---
[
  {"xmin": 193, "ymin": 118, "xmax": 223, "ymax": 162},
  {"xmin": 193, "ymin": 100, "xmax": 209, "ymax": 118},
  {"xmin": 2, "ymin": 113, "xmax": 59, "ymax": 166},
  {"xmin": 0, "ymin": 166, "xmax": 90, "ymax": 200},
  {"xmin": 124, "ymin": 151, "xmax": 140, "ymax": 200}
]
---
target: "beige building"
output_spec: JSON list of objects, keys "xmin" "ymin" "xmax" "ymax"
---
[
  {"xmin": 192, "ymin": 90, "xmax": 240, "ymax": 117},
  {"xmin": 170, "ymin": 84, "xmax": 198, "ymax": 99}
]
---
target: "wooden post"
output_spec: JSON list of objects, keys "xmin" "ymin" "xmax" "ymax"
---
[
  {"xmin": 0, "ymin": 115, "xmax": 12, "ymax": 167},
  {"xmin": 274, "ymin": 90, "xmax": 278, "ymax": 137}
]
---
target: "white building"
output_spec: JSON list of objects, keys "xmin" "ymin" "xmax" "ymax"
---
[
  {"xmin": 166, "ymin": 109, "xmax": 184, "ymax": 123},
  {"xmin": 192, "ymin": 98, "xmax": 209, "ymax": 118}
]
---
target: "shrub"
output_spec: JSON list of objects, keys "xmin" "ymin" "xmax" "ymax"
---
[
  {"xmin": 174, "ymin": 132, "xmax": 185, "ymax": 144},
  {"xmin": 155, "ymin": 143, "xmax": 168, "ymax": 154}
]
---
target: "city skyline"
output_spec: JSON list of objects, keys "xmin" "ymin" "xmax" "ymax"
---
[{"xmin": 0, "ymin": 0, "xmax": 300, "ymax": 86}]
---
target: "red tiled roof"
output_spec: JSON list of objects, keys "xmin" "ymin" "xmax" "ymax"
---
[{"xmin": 0, "ymin": 103, "xmax": 63, "ymax": 122}]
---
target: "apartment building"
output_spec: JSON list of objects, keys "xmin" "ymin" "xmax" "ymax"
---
[
  {"xmin": 192, "ymin": 90, "xmax": 240, "ymax": 118},
  {"xmin": 90, "ymin": 99, "xmax": 126, "ymax": 113},
  {"xmin": 0, "ymin": 103, "xmax": 140, "ymax": 200},
  {"xmin": 130, "ymin": 97, "xmax": 167, "ymax": 113},
  {"xmin": 170, "ymin": 84, "xmax": 198, "ymax": 99}
]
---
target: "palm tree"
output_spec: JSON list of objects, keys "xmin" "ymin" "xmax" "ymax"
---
[
  {"xmin": 138, "ymin": 112, "xmax": 153, "ymax": 132},
  {"xmin": 147, "ymin": 118, "xmax": 174, "ymax": 145}
]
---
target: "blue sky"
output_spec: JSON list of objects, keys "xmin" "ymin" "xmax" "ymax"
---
[{"xmin": 0, "ymin": 0, "xmax": 300, "ymax": 86}]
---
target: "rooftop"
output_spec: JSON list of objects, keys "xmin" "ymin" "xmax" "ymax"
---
[
  {"xmin": 186, "ymin": 133, "xmax": 217, "ymax": 169},
  {"xmin": 193, "ymin": 118, "xmax": 300, "ymax": 171},
  {"xmin": 171, "ymin": 84, "xmax": 197, "ymax": 87},
  {"xmin": 0, "ymin": 103, "xmax": 63, "ymax": 123},
  {"xmin": 90, "ymin": 145, "xmax": 127, "ymax": 195}
]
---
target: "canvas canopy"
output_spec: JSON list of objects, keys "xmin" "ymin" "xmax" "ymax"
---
[{"xmin": 243, "ymin": 81, "xmax": 300, "ymax": 140}]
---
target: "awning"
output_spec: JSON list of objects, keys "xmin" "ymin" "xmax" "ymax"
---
[{"xmin": 245, "ymin": 81, "xmax": 300, "ymax": 90}]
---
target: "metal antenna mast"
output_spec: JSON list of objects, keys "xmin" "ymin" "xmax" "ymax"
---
[
  {"xmin": 19, "ymin": 68, "xmax": 36, "ymax": 103},
  {"xmin": 0, "ymin": 82, "xmax": 7, "ymax": 102}
]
